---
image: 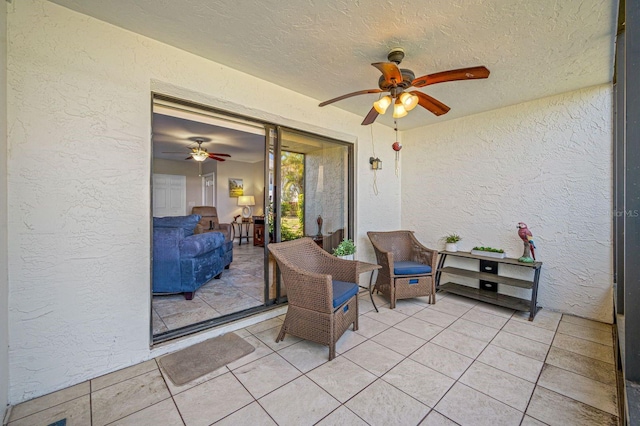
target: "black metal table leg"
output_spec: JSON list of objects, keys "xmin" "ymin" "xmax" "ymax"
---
[
  {"xmin": 435, "ymin": 253, "xmax": 448, "ymax": 290},
  {"xmin": 529, "ymin": 266, "xmax": 542, "ymax": 320},
  {"xmin": 369, "ymin": 271, "xmax": 378, "ymax": 313}
]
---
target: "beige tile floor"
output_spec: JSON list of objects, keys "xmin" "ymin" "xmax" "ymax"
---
[
  {"xmin": 6, "ymin": 292, "xmax": 619, "ymax": 426},
  {"xmin": 153, "ymin": 242, "xmax": 266, "ymax": 334}
]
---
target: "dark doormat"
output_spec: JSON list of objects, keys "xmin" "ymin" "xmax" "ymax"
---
[{"xmin": 158, "ymin": 332, "xmax": 255, "ymax": 386}]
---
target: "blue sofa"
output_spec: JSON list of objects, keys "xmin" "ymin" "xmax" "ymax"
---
[{"xmin": 153, "ymin": 214, "xmax": 232, "ymax": 300}]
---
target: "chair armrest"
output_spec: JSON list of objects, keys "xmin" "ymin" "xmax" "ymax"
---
[
  {"xmin": 215, "ymin": 223, "xmax": 232, "ymax": 242},
  {"xmin": 321, "ymin": 257, "xmax": 360, "ymax": 283},
  {"xmin": 370, "ymin": 246, "xmax": 394, "ymax": 277},
  {"xmin": 410, "ymin": 236, "xmax": 438, "ymax": 271}
]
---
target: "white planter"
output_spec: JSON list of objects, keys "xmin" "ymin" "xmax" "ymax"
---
[
  {"xmin": 471, "ymin": 249, "xmax": 506, "ymax": 259},
  {"xmin": 338, "ymin": 254, "xmax": 354, "ymax": 260},
  {"xmin": 445, "ymin": 243, "xmax": 458, "ymax": 252}
]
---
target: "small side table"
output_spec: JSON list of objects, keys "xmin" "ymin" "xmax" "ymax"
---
[
  {"xmin": 356, "ymin": 262, "xmax": 382, "ymax": 312},
  {"xmin": 232, "ymin": 220, "xmax": 252, "ymax": 246}
]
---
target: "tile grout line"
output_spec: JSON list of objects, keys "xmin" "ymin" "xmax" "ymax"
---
[
  {"xmin": 414, "ymin": 305, "xmax": 522, "ymax": 421},
  {"xmin": 154, "ymin": 358, "xmax": 187, "ymax": 426}
]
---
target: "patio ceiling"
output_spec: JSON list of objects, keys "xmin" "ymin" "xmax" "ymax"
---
[{"xmin": 50, "ymin": 0, "xmax": 617, "ymax": 130}]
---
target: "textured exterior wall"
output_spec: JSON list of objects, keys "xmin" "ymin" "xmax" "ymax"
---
[
  {"xmin": 305, "ymin": 146, "xmax": 348, "ymax": 238},
  {"xmin": 402, "ymin": 85, "xmax": 613, "ymax": 323},
  {"xmin": 6, "ymin": 0, "xmax": 399, "ymax": 403},
  {"xmin": 0, "ymin": 0, "xmax": 9, "ymax": 418}
]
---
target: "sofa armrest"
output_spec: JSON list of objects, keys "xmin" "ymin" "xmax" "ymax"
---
[
  {"xmin": 154, "ymin": 227, "xmax": 184, "ymax": 261},
  {"xmin": 180, "ymin": 232, "xmax": 225, "ymax": 259},
  {"xmin": 153, "ymin": 227, "xmax": 184, "ymax": 290}
]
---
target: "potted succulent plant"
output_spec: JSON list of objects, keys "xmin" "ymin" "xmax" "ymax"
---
[
  {"xmin": 333, "ymin": 238, "xmax": 356, "ymax": 260},
  {"xmin": 443, "ymin": 234, "xmax": 461, "ymax": 252}
]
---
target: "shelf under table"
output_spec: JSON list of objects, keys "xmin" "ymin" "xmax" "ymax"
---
[
  {"xmin": 439, "ymin": 282, "xmax": 539, "ymax": 313},
  {"xmin": 438, "ymin": 266, "xmax": 534, "ymax": 289}
]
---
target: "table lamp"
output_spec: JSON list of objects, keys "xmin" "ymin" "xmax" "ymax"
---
[{"xmin": 238, "ymin": 195, "xmax": 255, "ymax": 220}]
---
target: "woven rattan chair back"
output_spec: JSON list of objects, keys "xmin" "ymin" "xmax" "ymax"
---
[{"xmin": 367, "ymin": 230, "xmax": 438, "ymax": 308}]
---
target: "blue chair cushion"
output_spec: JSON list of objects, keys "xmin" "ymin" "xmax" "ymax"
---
[
  {"xmin": 332, "ymin": 280, "xmax": 359, "ymax": 309},
  {"xmin": 154, "ymin": 214, "xmax": 201, "ymax": 237},
  {"xmin": 394, "ymin": 261, "xmax": 432, "ymax": 275}
]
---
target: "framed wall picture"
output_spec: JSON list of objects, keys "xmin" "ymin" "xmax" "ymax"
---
[{"xmin": 229, "ymin": 178, "xmax": 244, "ymax": 197}]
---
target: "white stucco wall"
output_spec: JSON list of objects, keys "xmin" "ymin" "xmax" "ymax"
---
[
  {"xmin": 6, "ymin": 0, "xmax": 399, "ymax": 403},
  {"xmin": 305, "ymin": 146, "xmax": 348, "ymax": 238},
  {"xmin": 402, "ymin": 85, "xmax": 613, "ymax": 323},
  {"xmin": 0, "ymin": 0, "xmax": 9, "ymax": 418}
]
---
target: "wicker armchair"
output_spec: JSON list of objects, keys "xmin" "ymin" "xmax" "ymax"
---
[
  {"xmin": 367, "ymin": 230, "xmax": 438, "ymax": 308},
  {"xmin": 268, "ymin": 238, "xmax": 360, "ymax": 360}
]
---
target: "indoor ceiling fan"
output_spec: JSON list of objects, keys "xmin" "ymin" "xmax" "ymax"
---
[
  {"xmin": 319, "ymin": 48, "xmax": 490, "ymax": 125},
  {"xmin": 163, "ymin": 138, "xmax": 231, "ymax": 162}
]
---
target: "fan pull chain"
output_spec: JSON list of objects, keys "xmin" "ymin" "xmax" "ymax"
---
[{"xmin": 393, "ymin": 120, "xmax": 402, "ymax": 177}]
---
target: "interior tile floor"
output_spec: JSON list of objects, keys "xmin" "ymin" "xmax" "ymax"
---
[
  {"xmin": 153, "ymin": 241, "xmax": 266, "ymax": 334},
  {"xmin": 6, "ymin": 292, "xmax": 619, "ymax": 426}
]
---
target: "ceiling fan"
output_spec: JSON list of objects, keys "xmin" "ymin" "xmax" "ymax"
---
[
  {"xmin": 318, "ymin": 48, "xmax": 490, "ymax": 125},
  {"xmin": 163, "ymin": 138, "xmax": 231, "ymax": 162}
]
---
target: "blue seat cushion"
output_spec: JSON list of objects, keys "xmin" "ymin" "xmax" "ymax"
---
[
  {"xmin": 332, "ymin": 280, "xmax": 359, "ymax": 308},
  {"xmin": 394, "ymin": 261, "xmax": 432, "ymax": 275}
]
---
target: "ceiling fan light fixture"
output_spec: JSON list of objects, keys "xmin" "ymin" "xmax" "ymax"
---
[
  {"xmin": 392, "ymin": 99, "xmax": 408, "ymax": 118},
  {"xmin": 373, "ymin": 95, "xmax": 392, "ymax": 114},
  {"xmin": 192, "ymin": 151, "xmax": 209, "ymax": 162},
  {"xmin": 399, "ymin": 92, "xmax": 419, "ymax": 111}
]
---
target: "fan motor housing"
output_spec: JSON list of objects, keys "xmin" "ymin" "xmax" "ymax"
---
[{"xmin": 378, "ymin": 68, "xmax": 415, "ymax": 91}]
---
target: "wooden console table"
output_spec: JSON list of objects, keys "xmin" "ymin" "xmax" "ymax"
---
[{"xmin": 435, "ymin": 251, "xmax": 543, "ymax": 320}]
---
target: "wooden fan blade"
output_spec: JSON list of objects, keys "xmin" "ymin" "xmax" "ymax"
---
[
  {"xmin": 209, "ymin": 153, "xmax": 231, "ymax": 157},
  {"xmin": 361, "ymin": 107, "xmax": 379, "ymax": 125},
  {"xmin": 209, "ymin": 156, "xmax": 227, "ymax": 162},
  {"xmin": 319, "ymin": 89, "xmax": 383, "ymax": 107},
  {"xmin": 411, "ymin": 91, "xmax": 451, "ymax": 116},
  {"xmin": 185, "ymin": 156, "xmax": 193, "ymax": 160},
  {"xmin": 162, "ymin": 151, "xmax": 189, "ymax": 153},
  {"xmin": 412, "ymin": 66, "xmax": 490, "ymax": 88},
  {"xmin": 372, "ymin": 62, "xmax": 403, "ymax": 85}
]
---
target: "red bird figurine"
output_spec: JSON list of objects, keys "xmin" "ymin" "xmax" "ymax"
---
[{"xmin": 517, "ymin": 222, "xmax": 536, "ymax": 262}]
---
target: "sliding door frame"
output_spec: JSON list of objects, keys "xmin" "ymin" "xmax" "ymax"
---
[{"xmin": 150, "ymin": 94, "xmax": 355, "ymax": 344}]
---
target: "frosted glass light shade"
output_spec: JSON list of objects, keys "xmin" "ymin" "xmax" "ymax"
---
[
  {"xmin": 392, "ymin": 101, "xmax": 408, "ymax": 118},
  {"xmin": 192, "ymin": 151, "xmax": 209, "ymax": 162},
  {"xmin": 399, "ymin": 92, "xmax": 419, "ymax": 111},
  {"xmin": 373, "ymin": 95, "xmax": 392, "ymax": 114}
]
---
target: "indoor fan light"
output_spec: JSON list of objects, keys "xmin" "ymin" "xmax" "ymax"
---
[
  {"xmin": 192, "ymin": 151, "xmax": 209, "ymax": 162},
  {"xmin": 392, "ymin": 99, "xmax": 408, "ymax": 118},
  {"xmin": 373, "ymin": 95, "xmax": 392, "ymax": 114},
  {"xmin": 399, "ymin": 92, "xmax": 419, "ymax": 111}
]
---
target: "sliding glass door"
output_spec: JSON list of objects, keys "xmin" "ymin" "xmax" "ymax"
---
[
  {"xmin": 150, "ymin": 95, "xmax": 353, "ymax": 342},
  {"xmin": 265, "ymin": 127, "xmax": 354, "ymax": 303}
]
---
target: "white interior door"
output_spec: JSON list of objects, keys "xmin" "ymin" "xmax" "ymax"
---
[
  {"xmin": 153, "ymin": 173, "xmax": 186, "ymax": 217},
  {"xmin": 202, "ymin": 173, "xmax": 216, "ymax": 206}
]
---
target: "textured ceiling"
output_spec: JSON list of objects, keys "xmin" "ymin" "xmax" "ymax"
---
[{"xmin": 50, "ymin": 0, "xmax": 617, "ymax": 130}]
